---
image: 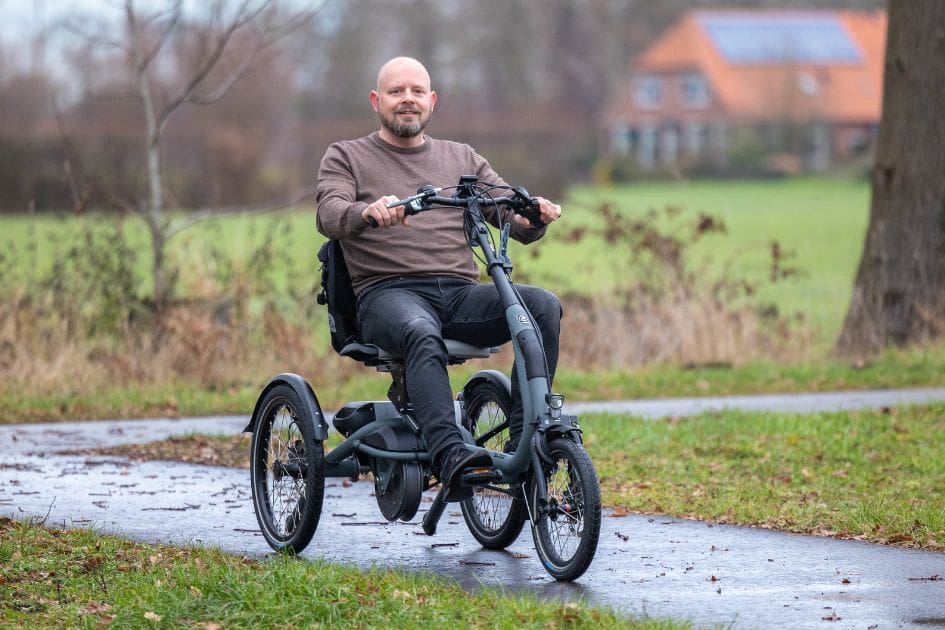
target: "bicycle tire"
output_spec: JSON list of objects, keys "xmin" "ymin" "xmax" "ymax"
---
[
  {"xmin": 529, "ymin": 437, "xmax": 601, "ymax": 581},
  {"xmin": 250, "ymin": 384, "xmax": 325, "ymax": 553},
  {"xmin": 460, "ymin": 380, "xmax": 528, "ymax": 549}
]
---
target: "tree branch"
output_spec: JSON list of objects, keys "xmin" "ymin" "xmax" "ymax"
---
[
  {"xmin": 165, "ymin": 184, "xmax": 317, "ymax": 240},
  {"xmin": 155, "ymin": 0, "xmax": 259, "ymax": 131},
  {"xmin": 53, "ymin": 99, "xmax": 96, "ymax": 215},
  {"xmin": 139, "ymin": 0, "xmax": 183, "ymax": 69}
]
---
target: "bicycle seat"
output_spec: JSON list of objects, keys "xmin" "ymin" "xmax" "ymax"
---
[{"xmin": 340, "ymin": 339, "xmax": 498, "ymax": 365}]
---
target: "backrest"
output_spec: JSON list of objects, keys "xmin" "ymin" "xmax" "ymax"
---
[{"xmin": 316, "ymin": 240, "xmax": 359, "ymax": 354}]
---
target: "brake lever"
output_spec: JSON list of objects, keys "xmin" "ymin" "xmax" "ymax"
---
[
  {"xmin": 511, "ymin": 186, "xmax": 544, "ymax": 229},
  {"xmin": 367, "ymin": 186, "xmax": 441, "ymax": 228},
  {"xmin": 386, "ymin": 185, "xmax": 441, "ymax": 212}
]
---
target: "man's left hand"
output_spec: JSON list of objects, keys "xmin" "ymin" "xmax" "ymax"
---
[{"xmin": 513, "ymin": 196, "xmax": 561, "ymax": 228}]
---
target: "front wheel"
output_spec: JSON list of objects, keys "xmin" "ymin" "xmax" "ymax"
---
[
  {"xmin": 529, "ymin": 437, "xmax": 601, "ymax": 581},
  {"xmin": 460, "ymin": 379, "xmax": 528, "ymax": 550},
  {"xmin": 250, "ymin": 384, "xmax": 325, "ymax": 553}
]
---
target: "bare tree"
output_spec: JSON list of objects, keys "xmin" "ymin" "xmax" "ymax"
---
[
  {"xmin": 835, "ymin": 0, "xmax": 945, "ymax": 356},
  {"xmin": 65, "ymin": 0, "xmax": 318, "ymax": 313}
]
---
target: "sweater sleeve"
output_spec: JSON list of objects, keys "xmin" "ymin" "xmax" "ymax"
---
[
  {"xmin": 315, "ymin": 143, "xmax": 370, "ymax": 240},
  {"xmin": 473, "ymin": 150, "xmax": 547, "ymax": 245}
]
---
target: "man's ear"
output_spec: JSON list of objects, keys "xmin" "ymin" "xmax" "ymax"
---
[
  {"xmin": 430, "ymin": 91, "xmax": 437, "ymax": 111},
  {"xmin": 370, "ymin": 90, "xmax": 380, "ymax": 112}
]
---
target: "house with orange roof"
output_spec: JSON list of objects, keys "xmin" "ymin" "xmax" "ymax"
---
[{"xmin": 602, "ymin": 9, "xmax": 887, "ymax": 173}]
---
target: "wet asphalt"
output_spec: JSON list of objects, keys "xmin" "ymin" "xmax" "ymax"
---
[{"xmin": 2, "ymin": 388, "xmax": 945, "ymax": 629}]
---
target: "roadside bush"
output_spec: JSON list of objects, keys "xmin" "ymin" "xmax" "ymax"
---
[
  {"xmin": 0, "ymin": 215, "xmax": 361, "ymax": 394},
  {"xmin": 553, "ymin": 203, "xmax": 811, "ymax": 369},
  {"xmin": 0, "ymin": 204, "xmax": 812, "ymax": 396}
]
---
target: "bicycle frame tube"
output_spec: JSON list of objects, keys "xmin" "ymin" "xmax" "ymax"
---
[
  {"xmin": 465, "ymin": 197, "xmax": 551, "ymax": 476},
  {"xmin": 324, "ymin": 415, "xmax": 433, "ymax": 468}
]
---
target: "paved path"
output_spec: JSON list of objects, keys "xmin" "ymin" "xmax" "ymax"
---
[{"xmin": 3, "ymin": 388, "xmax": 945, "ymax": 629}]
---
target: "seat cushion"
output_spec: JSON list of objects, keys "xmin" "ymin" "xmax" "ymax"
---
[{"xmin": 339, "ymin": 339, "xmax": 494, "ymax": 363}]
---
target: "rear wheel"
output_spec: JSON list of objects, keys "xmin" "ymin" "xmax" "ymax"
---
[
  {"xmin": 530, "ymin": 437, "xmax": 601, "ymax": 581},
  {"xmin": 460, "ymin": 379, "xmax": 528, "ymax": 550},
  {"xmin": 250, "ymin": 384, "xmax": 325, "ymax": 553}
]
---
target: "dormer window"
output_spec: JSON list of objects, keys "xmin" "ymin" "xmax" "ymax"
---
[
  {"xmin": 635, "ymin": 76, "xmax": 663, "ymax": 109},
  {"xmin": 681, "ymin": 74, "xmax": 709, "ymax": 108}
]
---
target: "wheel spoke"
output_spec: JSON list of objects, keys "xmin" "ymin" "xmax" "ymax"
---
[{"xmin": 262, "ymin": 404, "xmax": 307, "ymax": 538}]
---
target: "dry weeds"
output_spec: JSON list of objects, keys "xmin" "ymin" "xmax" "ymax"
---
[
  {"xmin": 559, "ymin": 290, "xmax": 813, "ymax": 370},
  {"xmin": 0, "ymin": 288, "xmax": 812, "ymax": 399},
  {"xmin": 0, "ymin": 296, "xmax": 362, "ymax": 397}
]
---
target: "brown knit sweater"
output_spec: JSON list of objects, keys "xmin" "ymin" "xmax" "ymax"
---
[{"xmin": 315, "ymin": 132, "xmax": 546, "ymax": 295}]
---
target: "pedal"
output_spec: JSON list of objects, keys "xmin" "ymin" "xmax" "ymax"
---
[{"xmin": 461, "ymin": 467, "xmax": 502, "ymax": 485}]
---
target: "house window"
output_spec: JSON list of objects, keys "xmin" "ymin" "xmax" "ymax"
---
[
  {"xmin": 635, "ymin": 76, "xmax": 662, "ymax": 109},
  {"xmin": 680, "ymin": 74, "xmax": 709, "ymax": 109},
  {"xmin": 685, "ymin": 122, "xmax": 707, "ymax": 155},
  {"xmin": 611, "ymin": 124, "xmax": 632, "ymax": 155}
]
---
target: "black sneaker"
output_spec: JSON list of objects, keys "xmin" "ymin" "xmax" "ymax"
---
[{"xmin": 437, "ymin": 445, "xmax": 493, "ymax": 502}]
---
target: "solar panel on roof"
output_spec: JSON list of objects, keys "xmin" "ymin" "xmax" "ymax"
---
[{"xmin": 699, "ymin": 14, "xmax": 863, "ymax": 65}]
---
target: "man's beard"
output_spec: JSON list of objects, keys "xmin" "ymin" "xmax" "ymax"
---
[{"xmin": 380, "ymin": 109, "xmax": 430, "ymax": 138}]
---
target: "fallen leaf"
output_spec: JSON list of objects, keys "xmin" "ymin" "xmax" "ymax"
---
[
  {"xmin": 80, "ymin": 602, "xmax": 112, "ymax": 615},
  {"xmin": 144, "ymin": 611, "xmax": 162, "ymax": 622}
]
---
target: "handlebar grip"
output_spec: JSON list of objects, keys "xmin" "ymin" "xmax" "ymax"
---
[{"xmin": 519, "ymin": 204, "xmax": 544, "ymax": 229}]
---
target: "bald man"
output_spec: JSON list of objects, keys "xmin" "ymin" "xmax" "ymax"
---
[{"xmin": 316, "ymin": 57, "xmax": 563, "ymax": 501}]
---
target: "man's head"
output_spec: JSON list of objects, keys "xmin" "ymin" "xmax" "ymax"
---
[{"xmin": 371, "ymin": 57, "xmax": 437, "ymax": 146}]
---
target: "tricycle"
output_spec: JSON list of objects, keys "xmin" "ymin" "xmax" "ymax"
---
[{"xmin": 244, "ymin": 176, "xmax": 601, "ymax": 581}]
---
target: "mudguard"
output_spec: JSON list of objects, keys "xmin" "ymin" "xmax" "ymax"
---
[
  {"xmin": 460, "ymin": 369, "xmax": 512, "ymax": 403},
  {"xmin": 242, "ymin": 372, "xmax": 330, "ymax": 441}
]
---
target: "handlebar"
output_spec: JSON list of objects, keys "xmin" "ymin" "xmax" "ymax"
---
[{"xmin": 366, "ymin": 180, "xmax": 544, "ymax": 229}]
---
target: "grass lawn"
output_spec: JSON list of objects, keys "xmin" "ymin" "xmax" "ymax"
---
[
  {"xmin": 0, "ymin": 519, "xmax": 681, "ymax": 629},
  {"xmin": 585, "ymin": 403, "xmax": 945, "ymax": 549}
]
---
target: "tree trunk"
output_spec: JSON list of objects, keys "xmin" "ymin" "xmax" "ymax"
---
[{"xmin": 834, "ymin": 0, "xmax": 945, "ymax": 357}]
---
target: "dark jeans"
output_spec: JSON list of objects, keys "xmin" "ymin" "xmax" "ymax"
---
[{"xmin": 357, "ymin": 276, "xmax": 561, "ymax": 465}]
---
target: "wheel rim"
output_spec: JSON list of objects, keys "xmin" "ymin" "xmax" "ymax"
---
[
  {"xmin": 538, "ymin": 454, "xmax": 585, "ymax": 565},
  {"xmin": 261, "ymin": 403, "xmax": 308, "ymax": 540}
]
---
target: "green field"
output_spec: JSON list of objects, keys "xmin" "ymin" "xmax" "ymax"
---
[
  {"xmin": 0, "ymin": 176, "xmax": 869, "ymax": 349},
  {"xmin": 516, "ymin": 177, "xmax": 871, "ymax": 345}
]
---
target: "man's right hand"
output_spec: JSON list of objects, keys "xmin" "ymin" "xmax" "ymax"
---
[{"xmin": 363, "ymin": 195, "xmax": 408, "ymax": 228}]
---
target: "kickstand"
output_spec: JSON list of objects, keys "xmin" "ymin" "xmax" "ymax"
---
[{"xmin": 421, "ymin": 485, "xmax": 447, "ymax": 535}]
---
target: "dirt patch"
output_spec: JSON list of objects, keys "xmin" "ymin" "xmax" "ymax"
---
[{"xmin": 58, "ymin": 434, "xmax": 250, "ymax": 469}]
